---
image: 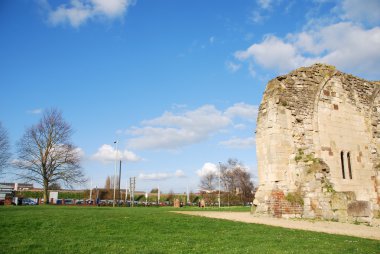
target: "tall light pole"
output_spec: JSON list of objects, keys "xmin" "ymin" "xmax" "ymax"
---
[
  {"xmin": 218, "ymin": 162, "xmax": 221, "ymax": 208},
  {"xmin": 113, "ymin": 140, "xmax": 118, "ymax": 207},
  {"xmin": 186, "ymin": 185, "xmax": 189, "ymax": 205},
  {"xmin": 89, "ymin": 178, "xmax": 92, "ymax": 202},
  {"xmin": 157, "ymin": 185, "xmax": 160, "ymax": 205},
  {"xmin": 125, "ymin": 179, "xmax": 128, "ymax": 204}
]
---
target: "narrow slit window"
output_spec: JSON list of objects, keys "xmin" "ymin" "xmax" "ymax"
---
[
  {"xmin": 347, "ymin": 152, "xmax": 352, "ymax": 179},
  {"xmin": 340, "ymin": 151, "xmax": 346, "ymax": 179}
]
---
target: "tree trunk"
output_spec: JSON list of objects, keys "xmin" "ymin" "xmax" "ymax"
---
[{"xmin": 43, "ymin": 179, "xmax": 49, "ymax": 205}]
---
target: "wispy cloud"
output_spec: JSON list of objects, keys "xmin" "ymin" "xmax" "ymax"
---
[
  {"xmin": 139, "ymin": 169, "xmax": 186, "ymax": 181},
  {"xmin": 125, "ymin": 103, "xmax": 258, "ymax": 150},
  {"xmin": 219, "ymin": 137, "xmax": 255, "ymax": 149},
  {"xmin": 249, "ymin": 0, "xmax": 282, "ymax": 24},
  {"xmin": 257, "ymin": 0, "xmax": 273, "ymax": 10},
  {"xmin": 225, "ymin": 61, "xmax": 241, "ymax": 72},
  {"xmin": 249, "ymin": 10, "xmax": 268, "ymax": 24},
  {"xmin": 27, "ymin": 108, "xmax": 43, "ymax": 115},
  {"xmin": 127, "ymin": 105, "xmax": 231, "ymax": 150},
  {"xmin": 74, "ymin": 147, "xmax": 85, "ymax": 158},
  {"xmin": 340, "ymin": 0, "xmax": 380, "ymax": 25},
  {"xmin": 39, "ymin": 0, "xmax": 136, "ymax": 28}
]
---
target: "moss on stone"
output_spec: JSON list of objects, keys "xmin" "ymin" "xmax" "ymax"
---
[
  {"xmin": 322, "ymin": 178, "xmax": 335, "ymax": 193},
  {"xmin": 285, "ymin": 191, "xmax": 304, "ymax": 206}
]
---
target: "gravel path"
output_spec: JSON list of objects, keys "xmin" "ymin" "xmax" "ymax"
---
[{"xmin": 174, "ymin": 211, "xmax": 380, "ymax": 241}]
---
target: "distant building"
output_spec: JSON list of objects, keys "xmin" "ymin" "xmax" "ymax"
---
[
  {"xmin": 0, "ymin": 182, "xmax": 34, "ymax": 191},
  {"xmin": 0, "ymin": 184, "xmax": 14, "ymax": 201}
]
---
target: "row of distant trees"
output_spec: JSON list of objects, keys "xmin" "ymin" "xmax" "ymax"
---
[
  {"xmin": 199, "ymin": 159, "xmax": 255, "ymax": 205},
  {"xmin": 0, "ymin": 109, "xmax": 85, "ymax": 204},
  {"xmin": 0, "ymin": 109, "xmax": 255, "ymax": 206}
]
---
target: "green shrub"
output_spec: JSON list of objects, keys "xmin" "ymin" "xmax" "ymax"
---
[
  {"xmin": 285, "ymin": 191, "xmax": 304, "ymax": 206},
  {"xmin": 16, "ymin": 191, "xmax": 43, "ymax": 198},
  {"xmin": 58, "ymin": 192, "xmax": 85, "ymax": 199}
]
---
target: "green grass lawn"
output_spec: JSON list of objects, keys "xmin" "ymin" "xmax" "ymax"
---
[{"xmin": 0, "ymin": 206, "xmax": 378, "ymax": 254}]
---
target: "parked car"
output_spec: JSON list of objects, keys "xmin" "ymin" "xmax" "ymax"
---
[
  {"xmin": 99, "ymin": 200, "xmax": 107, "ymax": 205},
  {"xmin": 64, "ymin": 199, "xmax": 74, "ymax": 205},
  {"xmin": 22, "ymin": 198, "xmax": 37, "ymax": 205}
]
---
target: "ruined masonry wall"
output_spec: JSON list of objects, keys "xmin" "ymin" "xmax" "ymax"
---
[{"xmin": 254, "ymin": 63, "xmax": 380, "ymax": 223}]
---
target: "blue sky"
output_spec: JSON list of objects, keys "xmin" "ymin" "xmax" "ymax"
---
[{"xmin": 1, "ymin": 0, "xmax": 379, "ymax": 193}]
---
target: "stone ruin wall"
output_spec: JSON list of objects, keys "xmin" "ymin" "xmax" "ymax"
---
[{"xmin": 254, "ymin": 64, "xmax": 380, "ymax": 223}]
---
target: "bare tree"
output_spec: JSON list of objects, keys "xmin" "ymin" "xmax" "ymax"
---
[
  {"xmin": 0, "ymin": 122, "xmax": 11, "ymax": 175},
  {"xmin": 220, "ymin": 158, "xmax": 254, "ymax": 205},
  {"xmin": 166, "ymin": 190, "xmax": 175, "ymax": 203},
  {"xmin": 199, "ymin": 172, "xmax": 217, "ymax": 191},
  {"xmin": 105, "ymin": 176, "xmax": 111, "ymax": 190},
  {"xmin": 14, "ymin": 109, "xmax": 85, "ymax": 204},
  {"xmin": 233, "ymin": 166, "xmax": 254, "ymax": 204},
  {"xmin": 48, "ymin": 182, "xmax": 62, "ymax": 190}
]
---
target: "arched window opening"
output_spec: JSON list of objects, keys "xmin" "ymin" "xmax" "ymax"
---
[
  {"xmin": 340, "ymin": 151, "xmax": 346, "ymax": 179},
  {"xmin": 347, "ymin": 152, "xmax": 352, "ymax": 179}
]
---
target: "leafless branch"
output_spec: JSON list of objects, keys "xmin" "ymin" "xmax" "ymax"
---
[
  {"xmin": 14, "ymin": 109, "xmax": 85, "ymax": 203},
  {"xmin": 0, "ymin": 121, "xmax": 11, "ymax": 174}
]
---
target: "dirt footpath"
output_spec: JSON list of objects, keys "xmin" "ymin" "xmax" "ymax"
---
[{"xmin": 174, "ymin": 211, "xmax": 380, "ymax": 241}]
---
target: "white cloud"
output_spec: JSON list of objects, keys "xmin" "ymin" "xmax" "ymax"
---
[
  {"xmin": 235, "ymin": 34, "xmax": 303, "ymax": 73},
  {"xmin": 127, "ymin": 105, "xmax": 231, "ymax": 150},
  {"xmin": 27, "ymin": 109, "xmax": 43, "ymax": 115},
  {"xmin": 209, "ymin": 36, "xmax": 215, "ymax": 44},
  {"xmin": 219, "ymin": 137, "xmax": 255, "ymax": 149},
  {"xmin": 235, "ymin": 22, "xmax": 380, "ymax": 78},
  {"xmin": 196, "ymin": 162, "xmax": 218, "ymax": 177},
  {"xmin": 142, "ymin": 105, "xmax": 230, "ymax": 130},
  {"xmin": 92, "ymin": 144, "xmax": 140, "ymax": 163},
  {"xmin": 138, "ymin": 169, "xmax": 186, "ymax": 181},
  {"xmin": 43, "ymin": 0, "xmax": 136, "ymax": 28},
  {"xmin": 236, "ymin": 0, "xmax": 380, "ymax": 78}
]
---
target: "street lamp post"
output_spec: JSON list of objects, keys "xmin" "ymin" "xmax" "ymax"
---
[
  {"xmin": 89, "ymin": 178, "xmax": 92, "ymax": 203},
  {"xmin": 157, "ymin": 185, "xmax": 160, "ymax": 206},
  {"xmin": 218, "ymin": 162, "xmax": 221, "ymax": 208},
  {"xmin": 113, "ymin": 140, "xmax": 118, "ymax": 207}
]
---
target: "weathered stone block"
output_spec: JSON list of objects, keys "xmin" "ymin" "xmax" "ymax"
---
[{"xmin": 347, "ymin": 201, "xmax": 371, "ymax": 217}]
